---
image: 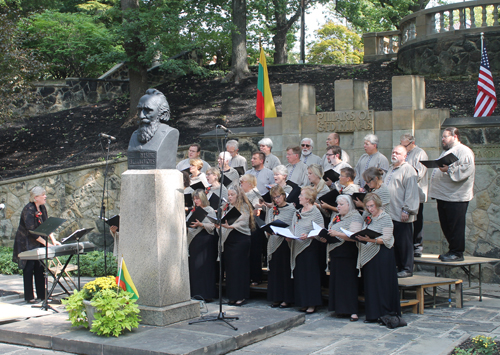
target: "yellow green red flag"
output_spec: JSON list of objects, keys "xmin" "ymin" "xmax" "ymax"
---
[
  {"xmin": 256, "ymin": 47, "xmax": 277, "ymax": 126},
  {"xmin": 116, "ymin": 257, "xmax": 139, "ymax": 300}
]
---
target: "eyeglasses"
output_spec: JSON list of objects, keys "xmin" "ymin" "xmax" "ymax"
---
[
  {"xmin": 272, "ymin": 195, "xmax": 283, "ymax": 200},
  {"xmin": 301, "ymin": 144, "xmax": 311, "ymax": 148},
  {"xmin": 325, "ymin": 153, "xmax": 334, "ymax": 156}
]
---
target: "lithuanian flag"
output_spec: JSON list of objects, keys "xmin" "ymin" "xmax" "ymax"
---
[
  {"xmin": 256, "ymin": 47, "xmax": 277, "ymax": 126},
  {"xmin": 116, "ymin": 257, "xmax": 139, "ymax": 300}
]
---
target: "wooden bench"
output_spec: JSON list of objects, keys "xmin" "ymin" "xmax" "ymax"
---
[
  {"xmin": 414, "ymin": 254, "xmax": 500, "ymax": 301},
  {"xmin": 398, "ymin": 275, "xmax": 463, "ymax": 314}
]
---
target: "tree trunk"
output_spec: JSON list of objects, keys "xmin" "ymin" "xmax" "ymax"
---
[
  {"xmin": 121, "ymin": 0, "xmax": 149, "ymax": 127},
  {"xmin": 224, "ymin": 0, "xmax": 249, "ymax": 84},
  {"xmin": 273, "ymin": 30, "xmax": 288, "ymax": 64}
]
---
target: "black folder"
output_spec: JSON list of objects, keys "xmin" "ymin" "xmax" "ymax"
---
[
  {"xmin": 221, "ymin": 207, "xmax": 241, "ymax": 225},
  {"xmin": 234, "ymin": 166, "xmax": 245, "ymax": 176},
  {"xmin": 318, "ymin": 189, "xmax": 340, "ymax": 207},
  {"xmin": 29, "ymin": 217, "xmax": 66, "ymax": 237},
  {"xmin": 323, "ymin": 169, "xmax": 340, "ymax": 183},
  {"xmin": 184, "ymin": 193, "xmax": 193, "ymax": 208},
  {"xmin": 261, "ymin": 219, "xmax": 289, "ymax": 234},
  {"xmin": 220, "ymin": 176, "xmax": 233, "ymax": 188},
  {"xmin": 103, "ymin": 215, "xmax": 120, "ymax": 232},
  {"xmin": 261, "ymin": 191, "xmax": 272, "ymax": 204},
  {"xmin": 420, "ymin": 153, "xmax": 458, "ymax": 168},
  {"xmin": 186, "ymin": 207, "xmax": 209, "ymax": 228},
  {"xmin": 254, "ymin": 217, "xmax": 266, "ymax": 228},
  {"xmin": 209, "ymin": 193, "xmax": 220, "ymax": 210},
  {"xmin": 286, "ymin": 180, "xmax": 302, "ymax": 208},
  {"xmin": 190, "ymin": 181, "xmax": 206, "ymax": 191},
  {"xmin": 349, "ymin": 228, "xmax": 382, "ymax": 244},
  {"xmin": 61, "ymin": 228, "xmax": 94, "ymax": 243},
  {"xmin": 351, "ymin": 193, "xmax": 366, "ymax": 203}
]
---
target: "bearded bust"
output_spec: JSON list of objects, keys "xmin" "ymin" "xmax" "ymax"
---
[{"xmin": 127, "ymin": 89, "xmax": 179, "ymax": 169}]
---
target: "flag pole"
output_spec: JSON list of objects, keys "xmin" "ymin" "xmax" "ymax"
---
[
  {"xmin": 116, "ymin": 255, "xmax": 123, "ymax": 293},
  {"xmin": 481, "ymin": 32, "xmax": 484, "ymax": 53}
]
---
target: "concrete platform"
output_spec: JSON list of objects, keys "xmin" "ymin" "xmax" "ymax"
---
[{"xmin": 0, "ymin": 303, "xmax": 304, "ymax": 355}]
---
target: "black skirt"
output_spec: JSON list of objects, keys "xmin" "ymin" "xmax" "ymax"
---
[
  {"xmin": 293, "ymin": 239, "xmax": 323, "ymax": 307},
  {"xmin": 223, "ymin": 230, "xmax": 251, "ymax": 301},
  {"xmin": 362, "ymin": 245, "xmax": 401, "ymax": 321},
  {"xmin": 249, "ymin": 227, "xmax": 265, "ymax": 283},
  {"xmin": 328, "ymin": 242, "xmax": 359, "ymax": 314},
  {"xmin": 267, "ymin": 241, "xmax": 294, "ymax": 304},
  {"xmin": 188, "ymin": 230, "xmax": 218, "ymax": 300}
]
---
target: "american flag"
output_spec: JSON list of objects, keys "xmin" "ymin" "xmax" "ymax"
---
[{"xmin": 474, "ymin": 46, "xmax": 497, "ymax": 117}]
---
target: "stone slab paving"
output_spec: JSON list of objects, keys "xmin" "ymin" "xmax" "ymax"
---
[{"xmin": 0, "ymin": 274, "xmax": 499, "ymax": 355}]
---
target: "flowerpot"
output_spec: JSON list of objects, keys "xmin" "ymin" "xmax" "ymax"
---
[{"xmin": 83, "ymin": 300, "xmax": 98, "ymax": 328}]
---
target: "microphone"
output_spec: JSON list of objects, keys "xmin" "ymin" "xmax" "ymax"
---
[
  {"xmin": 217, "ymin": 125, "xmax": 233, "ymax": 134},
  {"xmin": 0, "ymin": 204, "xmax": 4, "ymax": 211},
  {"xmin": 222, "ymin": 198, "xmax": 229, "ymax": 204},
  {"xmin": 99, "ymin": 133, "xmax": 116, "ymax": 141}
]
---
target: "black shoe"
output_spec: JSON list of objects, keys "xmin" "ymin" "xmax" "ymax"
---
[
  {"xmin": 414, "ymin": 252, "xmax": 422, "ymax": 257},
  {"xmin": 279, "ymin": 303, "xmax": 291, "ymax": 308},
  {"xmin": 438, "ymin": 252, "xmax": 451, "ymax": 260},
  {"xmin": 364, "ymin": 319, "xmax": 377, "ymax": 323},
  {"xmin": 440, "ymin": 254, "xmax": 464, "ymax": 262},
  {"xmin": 270, "ymin": 302, "xmax": 280, "ymax": 308},
  {"xmin": 397, "ymin": 271, "xmax": 413, "ymax": 278}
]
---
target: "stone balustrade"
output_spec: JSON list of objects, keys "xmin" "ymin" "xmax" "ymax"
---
[{"xmin": 362, "ymin": 30, "xmax": 400, "ymax": 63}]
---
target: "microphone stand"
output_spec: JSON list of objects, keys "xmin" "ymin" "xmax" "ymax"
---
[
  {"xmin": 99, "ymin": 137, "xmax": 112, "ymax": 280},
  {"xmin": 189, "ymin": 125, "xmax": 239, "ymax": 330}
]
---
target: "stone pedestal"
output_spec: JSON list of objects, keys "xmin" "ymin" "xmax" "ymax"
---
[{"xmin": 119, "ymin": 169, "xmax": 200, "ymax": 326}]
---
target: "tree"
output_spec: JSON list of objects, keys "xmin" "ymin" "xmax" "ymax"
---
[
  {"xmin": 333, "ymin": 0, "xmax": 430, "ymax": 32},
  {"xmin": 307, "ymin": 22, "xmax": 363, "ymax": 64},
  {"xmin": 21, "ymin": 10, "xmax": 123, "ymax": 78},
  {"xmin": 250, "ymin": 0, "xmax": 330, "ymax": 64},
  {"xmin": 0, "ymin": 11, "xmax": 47, "ymax": 123}
]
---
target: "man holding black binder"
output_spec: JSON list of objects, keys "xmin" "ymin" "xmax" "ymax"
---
[{"xmin": 429, "ymin": 127, "xmax": 475, "ymax": 262}]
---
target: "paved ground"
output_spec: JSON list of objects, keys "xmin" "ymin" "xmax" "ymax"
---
[{"xmin": 0, "ymin": 273, "xmax": 499, "ymax": 355}]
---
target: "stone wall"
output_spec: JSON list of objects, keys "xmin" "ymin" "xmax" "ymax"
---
[
  {"xmin": 0, "ymin": 159, "xmax": 127, "ymax": 250},
  {"xmin": 398, "ymin": 31, "xmax": 500, "ymax": 77}
]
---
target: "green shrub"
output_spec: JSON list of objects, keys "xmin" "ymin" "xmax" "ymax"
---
[{"xmin": 0, "ymin": 246, "xmax": 20, "ymax": 275}]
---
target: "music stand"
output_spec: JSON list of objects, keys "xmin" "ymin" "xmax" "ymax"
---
[
  {"xmin": 61, "ymin": 228, "xmax": 94, "ymax": 291},
  {"xmin": 189, "ymin": 126, "xmax": 239, "ymax": 330},
  {"xmin": 29, "ymin": 217, "xmax": 66, "ymax": 312}
]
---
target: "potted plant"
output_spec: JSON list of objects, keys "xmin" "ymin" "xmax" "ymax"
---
[{"xmin": 62, "ymin": 276, "xmax": 140, "ymax": 337}]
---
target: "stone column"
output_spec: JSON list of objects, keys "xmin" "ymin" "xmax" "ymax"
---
[{"xmin": 119, "ymin": 169, "xmax": 200, "ymax": 326}]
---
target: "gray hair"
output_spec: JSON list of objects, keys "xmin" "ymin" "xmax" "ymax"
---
[
  {"xmin": 226, "ymin": 140, "xmax": 239, "ymax": 150},
  {"xmin": 272, "ymin": 164, "xmax": 288, "ymax": 177},
  {"xmin": 29, "ymin": 186, "xmax": 46, "ymax": 203},
  {"xmin": 400, "ymin": 133, "xmax": 415, "ymax": 143},
  {"xmin": 219, "ymin": 151, "xmax": 231, "ymax": 164},
  {"xmin": 364, "ymin": 134, "xmax": 379, "ymax": 146},
  {"xmin": 258, "ymin": 138, "xmax": 273, "ymax": 149},
  {"xmin": 301, "ymin": 137, "xmax": 314, "ymax": 148},
  {"xmin": 336, "ymin": 194, "xmax": 356, "ymax": 212}
]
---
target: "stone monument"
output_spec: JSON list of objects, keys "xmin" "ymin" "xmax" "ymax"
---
[{"xmin": 120, "ymin": 89, "xmax": 199, "ymax": 326}]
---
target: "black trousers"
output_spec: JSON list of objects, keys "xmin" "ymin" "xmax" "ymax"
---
[
  {"xmin": 413, "ymin": 203, "xmax": 424, "ymax": 253},
  {"xmin": 393, "ymin": 220, "xmax": 414, "ymax": 273},
  {"xmin": 23, "ymin": 260, "xmax": 45, "ymax": 301},
  {"xmin": 437, "ymin": 199, "xmax": 469, "ymax": 256}
]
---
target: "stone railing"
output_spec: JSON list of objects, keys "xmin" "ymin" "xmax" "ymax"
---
[
  {"xmin": 362, "ymin": 30, "xmax": 400, "ymax": 63},
  {"xmin": 400, "ymin": 0, "xmax": 500, "ymax": 47}
]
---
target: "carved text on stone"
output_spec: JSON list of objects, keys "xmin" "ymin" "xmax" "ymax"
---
[
  {"xmin": 317, "ymin": 110, "xmax": 374, "ymax": 132},
  {"xmin": 128, "ymin": 151, "xmax": 157, "ymax": 169}
]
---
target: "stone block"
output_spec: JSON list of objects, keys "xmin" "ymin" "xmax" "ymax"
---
[
  {"xmin": 120, "ymin": 169, "xmax": 200, "ymax": 325},
  {"xmin": 301, "ymin": 114, "xmax": 318, "ymax": 135},
  {"xmin": 374, "ymin": 111, "xmax": 393, "ymax": 131},
  {"xmin": 299, "ymin": 85, "xmax": 316, "ymax": 114},
  {"xmin": 363, "ymin": 34, "xmax": 377, "ymax": 56},
  {"xmin": 415, "ymin": 129, "xmax": 442, "ymax": 151},
  {"xmin": 353, "ymin": 80, "xmax": 369, "ymax": 110},
  {"xmin": 335, "ymin": 80, "xmax": 368, "ymax": 111},
  {"xmin": 269, "ymin": 135, "xmax": 283, "ymax": 155},
  {"xmin": 392, "ymin": 109, "xmax": 414, "ymax": 130},
  {"xmin": 139, "ymin": 300, "xmax": 200, "ymax": 327},
  {"xmin": 282, "ymin": 84, "xmax": 300, "ymax": 113},
  {"xmin": 392, "ymin": 75, "xmax": 425, "ymax": 110},
  {"xmin": 282, "ymin": 113, "xmax": 301, "ymax": 135},
  {"xmin": 282, "ymin": 135, "xmax": 302, "ymax": 152},
  {"xmin": 265, "ymin": 116, "xmax": 282, "ymax": 136},
  {"xmin": 374, "ymin": 130, "xmax": 393, "ymax": 151},
  {"xmin": 415, "ymin": 109, "xmax": 448, "ymax": 130}
]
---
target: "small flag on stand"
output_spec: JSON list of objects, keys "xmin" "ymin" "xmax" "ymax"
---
[
  {"xmin": 256, "ymin": 47, "xmax": 277, "ymax": 126},
  {"xmin": 116, "ymin": 257, "xmax": 139, "ymax": 300},
  {"xmin": 474, "ymin": 44, "xmax": 497, "ymax": 117}
]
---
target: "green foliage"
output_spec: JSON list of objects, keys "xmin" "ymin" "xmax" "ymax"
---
[
  {"xmin": 81, "ymin": 275, "xmax": 117, "ymax": 300},
  {"xmin": 90, "ymin": 288, "xmax": 140, "ymax": 337},
  {"xmin": 453, "ymin": 336, "xmax": 497, "ymax": 355},
  {"xmin": 0, "ymin": 246, "xmax": 19, "ymax": 275},
  {"xmin": 21, "ymin": 10, "xmax": 124, "ymax": 78},
  {"xmin": 62, "ymin": 283, "xmax": 140, "ymax": 337},
  {"xmin": 61, "ymin": 288, "xmax": 88, "ymax": 328},
  {"xmin": 307, "ymin": 23, "xmax": 363, "ymax": 65},
  {"xmin": 332, "ymin": 0, "xmax": 429, "ymax": 32}
]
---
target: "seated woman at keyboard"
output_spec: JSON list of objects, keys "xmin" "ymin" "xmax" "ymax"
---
[{"xmin": 12, "ymin": 186, "xmax": 60, "ymax": 304}]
